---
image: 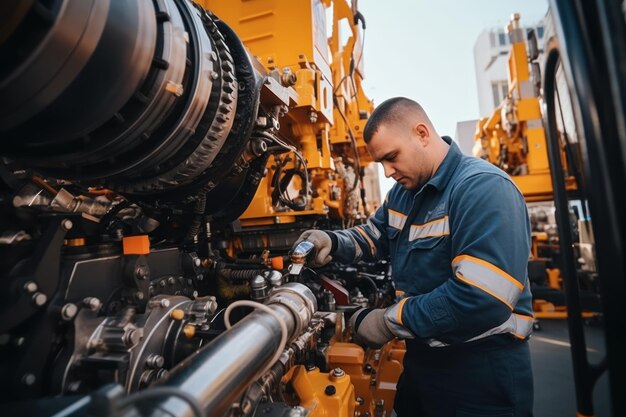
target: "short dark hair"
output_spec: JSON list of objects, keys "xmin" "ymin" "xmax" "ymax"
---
[{"xmin": 363, "ymin": 97, "xmax": 426, "ymax": 143}]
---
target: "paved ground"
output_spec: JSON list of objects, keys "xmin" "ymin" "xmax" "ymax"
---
[{"xmin": 530, "ymin": 318, "xmax": 611, "ymax": 416}]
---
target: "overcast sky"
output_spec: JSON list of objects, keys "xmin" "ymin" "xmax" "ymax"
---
[{"xmin": 354, "ymin": 0, "xmax": 549, "ymax": 196}]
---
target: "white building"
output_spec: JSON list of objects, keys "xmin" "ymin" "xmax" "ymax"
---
[
  {"xmin": 473, "ymin": 18, "xmax": 547, "ymax": 118},
  {"xmin": 454, "ymin": 120, "xmax": 479, "ymax": 156},
  {"xmin": 455, "ymin": 15, "xmax": 548, "ymax": 156}
]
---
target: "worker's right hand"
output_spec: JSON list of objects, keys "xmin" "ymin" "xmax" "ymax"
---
[
  {"xmin": 349, "ymin": 307, "xmax": 395, "ymax": 348},
  {"xmin": 292, "ymin": 230, "xmax": 333, "ymax": 267}
]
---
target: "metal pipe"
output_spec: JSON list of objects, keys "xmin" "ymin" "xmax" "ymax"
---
[{"xmin": 148, "ymin": 283, "xmax": 316, "ymax": 417}]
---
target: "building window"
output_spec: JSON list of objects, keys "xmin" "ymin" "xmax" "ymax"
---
[
  {"xmin": 491, "ymin": 80, "xmax": 509, "ymax": 107},
  {"xmin": 498, "ymin": 32, "xmax": 507, "ymax": 46}
]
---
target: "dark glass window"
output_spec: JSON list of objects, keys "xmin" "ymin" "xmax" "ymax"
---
[{"xmin": 498, "ymin": 32, "xmax": 507, "ymax": 46}]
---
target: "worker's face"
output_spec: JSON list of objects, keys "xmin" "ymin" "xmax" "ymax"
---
[{"xmin": 367, "ymin": 122, "xmax": 432, "ymax": 190}]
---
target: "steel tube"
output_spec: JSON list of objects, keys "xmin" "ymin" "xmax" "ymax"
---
[{"xmin": 148, "ymin": 283, "xmax": 316, "ymax": 417}]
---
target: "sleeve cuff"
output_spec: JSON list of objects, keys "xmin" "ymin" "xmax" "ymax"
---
[
  {"xmin": 326, "ymin": 231, "xmax": 338, "ymax": 253},
  {"xmin": 384, "ymin": 298, "xmax": 416, "ymax": 339}
]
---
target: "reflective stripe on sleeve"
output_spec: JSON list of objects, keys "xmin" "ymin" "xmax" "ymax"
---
[
  {"xmin": 452, "ymin": 254, "xmax": 524, "ymax": 309},
  {"xmin": 388, "ymin": 209, "xmax": 407, "ymax": 230},
  {"xmin": 355, "ymin": 226, "xmax": 376, "ymax": 257},
  {"xmin": 384, "ymin": 298, "xmax": 415, "ymax": 339},
  {"xmin": 466, "ymin": 312, "xmax": 534, "ymax": 341},
  {"xmin": 425, "ymin": 312, "xmax": 534, "ymax": 347},
  {"xmin": 409, "ymin": 216, "xmax": 450, "ymax": 241},
  {"xmin": 348, "ymin": 234, "xmax": 363, "ymax": 261},
  {"xmin": 365, "ymin": 218, "xmax": 382, "ymax": 239}
]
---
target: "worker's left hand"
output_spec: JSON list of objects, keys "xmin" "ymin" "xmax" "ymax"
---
[{"xmin": 349, "ymin": 304, "xmax": 415, "ymax": 349}]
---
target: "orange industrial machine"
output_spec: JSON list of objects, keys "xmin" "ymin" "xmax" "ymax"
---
[
  {"xmin": 0, "ymin": 1, "xmax": 403, "ymax": 416},
  {"xmin": 473, "ymin": 14, "xmax": 599, "ymax": 320},
  {"xmin": 202, "ymin": 0, "xmax": 377, "ymax": 231},
  {"xmin": 473, "ymin": 14, "xmax": 576, "ymax": 202}
]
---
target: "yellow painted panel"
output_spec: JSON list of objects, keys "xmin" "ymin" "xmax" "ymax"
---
[{"xmin": 202, "ymin": 0, "xmax": 330, "ymax": 74}]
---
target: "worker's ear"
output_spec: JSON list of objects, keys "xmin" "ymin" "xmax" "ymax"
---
[{"xmin": 412, "ymin": 122, "xmax": 430, "ymax": 146}]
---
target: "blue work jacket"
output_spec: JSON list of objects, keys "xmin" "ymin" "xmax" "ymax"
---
[{"xmin": 330, "ymin": 137, "xmax": 534, "ymax": 346}]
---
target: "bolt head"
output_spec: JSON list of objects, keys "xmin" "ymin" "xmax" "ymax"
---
[
  {"xmin": 124, "ymin": 329, "xmax": 141, "ymax": 347},
  {"xmin": 146, "ymin": 354, "xmax": 165, "ymax": 368},
  {"xmin": 135, "ymin": 265, "xmax": 150, "ymax": 280},
  {"xmin": 61, "ymin": 303, "xmax": 78, "ymax": 320},
  {"xmin": 160, "ymin": 299, "xmax": 171, "ymax": 308},
  {"xmin": 32, "ymin": 292, "xmax": 47, "ymax": 306},
  {"xmin": 62, "ymin": 219, "xmax": 73, "ymax": 231},
  {"xmin": 84, "ymin": 297, "xmax": 102, "ymax": 312},
  {"xmin": 22, "ymin": 374, "xmax": 36, "ymax": 386}
]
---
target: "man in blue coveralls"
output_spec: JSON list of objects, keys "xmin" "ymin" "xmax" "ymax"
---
[{"xmin": 293, "ymin": 97, "xmax": 534, "ymax": 416}]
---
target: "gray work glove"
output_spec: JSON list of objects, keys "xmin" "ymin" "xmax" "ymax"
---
[
  {"xmin": 349, "ymin": 303, "xmax": 415, "ymax": 349},
  {"xmin": 292, "ymin": 230, "xmax": 333, "ymax": 267}
]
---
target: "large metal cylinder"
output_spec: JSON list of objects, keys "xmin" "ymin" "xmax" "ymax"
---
[
  {"xmin": 148, "ymin": 283, "xmax": 317, "ymax": 417},
  {"xmin": 0, "ymin": 0, "xmax": 243, "ymax": 195}
]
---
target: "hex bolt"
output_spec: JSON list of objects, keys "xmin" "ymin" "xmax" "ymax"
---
[
  {"xmin": 22, "ymin": 374, "xmax": 36, "ymax": 386},
  {"xmin": 123, "ymin": 329, "xmax": 140, "ymax": 347},
  {"xmin": 83, "ymin": 297, "xmax": 102, "ymax": 312},
  {"xmin": 167, "ymin": 277, "xmax": 176, "ymax": 286},
  {"xmin": 32, "ymin": 292, "xmax": 47, "ymax": 306},
  {"xmin": 139, "ymin": 370, "xmax": 155, "ymax": 386},
  {"xmin": 23, "ymin": 281, "xmax": 38, "ymax": 293},
  {"xmin": 160, "ymin": 299, "xmax": 171, "ymax": 308},
  {"xmin": 332, "ymin": 368, "xmax": 345, "ymax": 377},
  {"xmin": 61, "ymin": 219, "xmax": 73, "ymax": 231},
  {"xmin": 145, "ymin": 354, "xmax": 165, "ymax": 369},
  {"xmin": 135, "ymin": 265, "xmax": 150, "ymax": 280},
  {"xmin": 61, "ymin": 303, "xmax": 78, "ymax": 321}
]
